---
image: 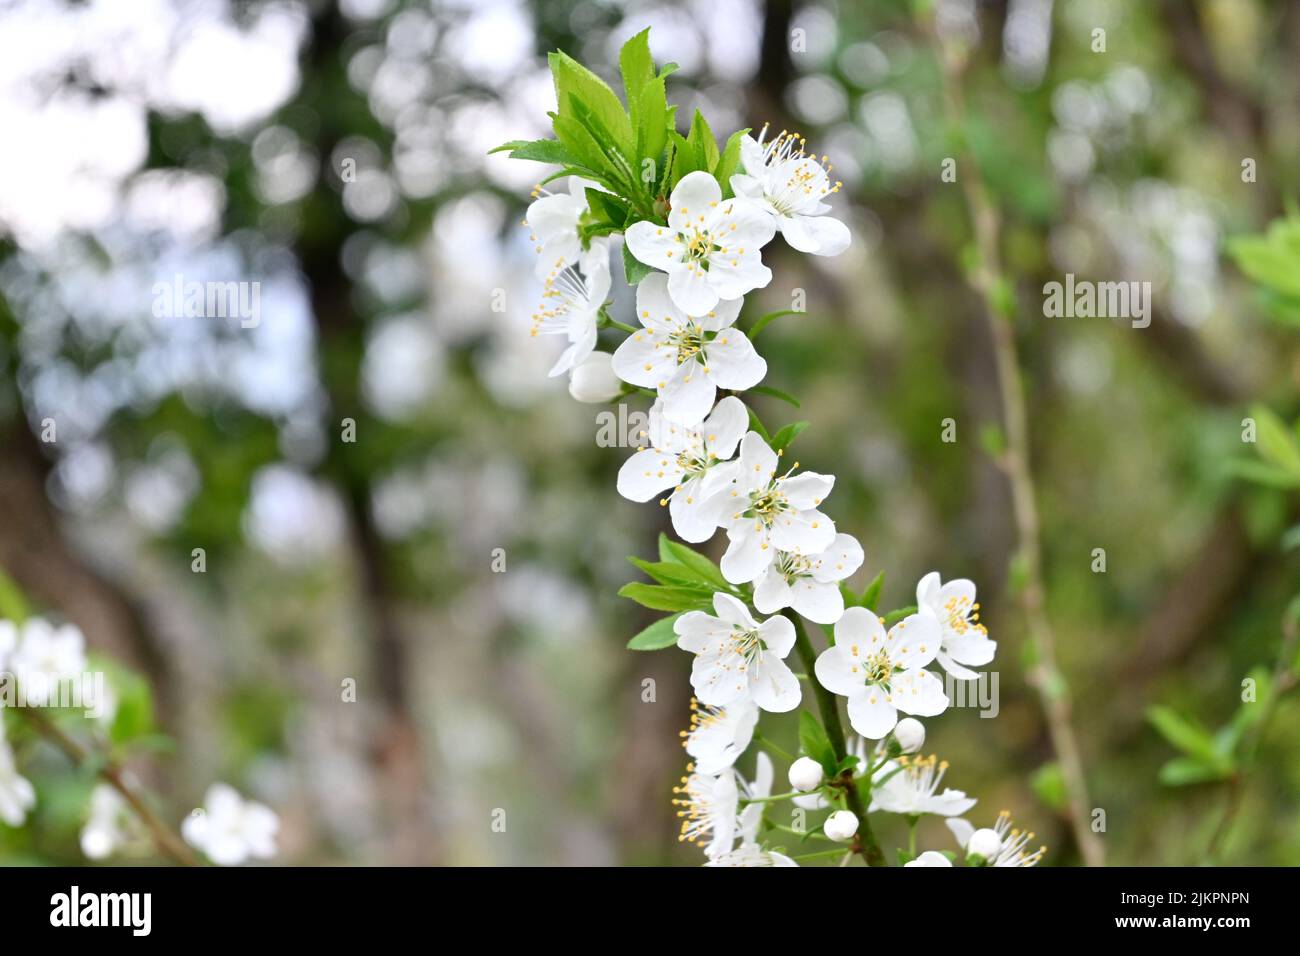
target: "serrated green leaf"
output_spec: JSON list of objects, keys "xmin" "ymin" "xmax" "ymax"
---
[
  {"xmin": 491, "ymin": 138, "xmax": 574, "ymax": 165},
  {"xmin": 549, "ymin": 49, "xmax": 633, "ymax": 153},
  {"xmin": 882, "ymin": 606, "xmax": 917, "ymax": 628},
  {"xmin": 687, "ymin": 109, "xmax": 720, "ymax": 172},
  {"xmin": 617, "ymin": 582, "xmax": 715, "ymax": 612},
  {"xmin": 627, "ymin": 556, "xmax": 716, "ymax": 589},
  {"xmin": 627, "ymin": 613, "xmax": 683, "ymax": 650},
  {"xmin": 714, "ymin": 128, "xmax": 748, "ymax": 198},
  {"xmin": 661, "ymin": 540, "xmax": 730, "ymax": 590}
]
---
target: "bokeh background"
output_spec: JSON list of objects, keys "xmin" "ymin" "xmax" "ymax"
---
[{"xmin": 1, "ymin": 0, "xmax": 1298, "ymax": 866}]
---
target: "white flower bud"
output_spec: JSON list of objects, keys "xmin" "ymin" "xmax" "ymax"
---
[
  {"xmin": 893, "ymin": 717, "xmax": 925, "ymax": 754},
  {"xmin": 966, "ymin": 827, "xmax": 1002, "ymax": 863},
  {"xmin": 823, "ymin": 809, "xmax": 859, "ymax": 842},
  {"xmin": 567, "ymin": 351, "xmax": 622, "ymax": 403},
  {"xmin": 788, "ymin": 757, "xmax": 823, "ymax": 792}
]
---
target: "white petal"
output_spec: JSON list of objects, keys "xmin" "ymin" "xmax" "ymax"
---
[
  {"xmin": 704, "ymin": 331, "xmax": 767, "ymax": 391},
  {"xmin": 813, "ymin": 644, "xmax": 862, "ymax": 698},
  {"xmin": 891, "ymin": 669, "xmax": 949, "ymax": 718},
  {"xmin": 660, "ymin": 359, "xmax": 716, "ymax": 427},
  {"xmin": 634, "ymin": 272, "xmax": 686, "ymax": 329},
  {"xmin": 702, "ymin": 396, "xmax": 748, "ymax": 459},
  {"xmin": 791, "ymin": 578, "xmax": 844, "ymax": 625},
  {"xmin": 781, "ymin": 213, "xmax": 851, "ymax": 256},
  {"xmin": 780, "ymin": 472, "xmax": 834, "ymax": 510},
  {"xmin": 834, "ymin": 605, "xmax": 888, "ymax": 649},
  {"xmin": 738, "ymin": 432, "xmax": 778, "ymax": 492},
  {"xmin": 721, "ymin": 520, "xmax": 773, "ymax": 584},
  {"xmin": 750, "ymin": 652, "xmax": 800, "ymax": 712},
  {"xmin": 847, "ymin": 691, "xmax": 899, "ymax": 739},
  {"xmin": 668, "ymin": 171, "xmax": 723, "ymax": 231},
  {"xmin": 669, "ymin": 478, "xmax": 722, "ymax": 543},
  {"xmin": 667, "ymin": 261, "xmax": 719, "ymax": 315},
  {"xmin": 624, "ymin": 220, "xmax": 679, "ymax": 271},
  {"xmin": 752, "ymin": 565, "xmax": 793, "ymax": 614},
  {"xmin": 811, "ymin": 533, "xmax": 864, "ymax": 584},
  {"xmin": 771, "ymin": 508, "xmax": 835, "ymax": 555},
  {"xmin": 756, "ymin": 613, "xmax": 795, "ymax": 658},
  {"xmin": 712, "ymin": 592, "xmax": 757, "ymax": 628},
  {"xmin": 616, "ymin": 449, "xmax": 683, "ymax": 502},
  {"xmin": 885, "ymin": 613, "xmax": 941, "ymax": 670},
  {"xmin": 611, "ymin": 329, "xmax": 674, "ymax": 388}
]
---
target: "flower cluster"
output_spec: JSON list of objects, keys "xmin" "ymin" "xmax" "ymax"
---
[
  {"xmin": 0, "ymin": 615, "xmax": 278, "ymax": 866},
  {"xmin": 500, "ymin": 29, "xmax": 1035, "ymax": 867}
]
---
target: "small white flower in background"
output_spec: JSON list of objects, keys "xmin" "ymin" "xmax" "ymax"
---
[
  {"xmin": 904, "ymin": 850, "xmax": 953, "ymax": 867},
  {"xmin": 530, "ymin": 262, "xmax": 611, "ymax": 377},
  {"xmin": 892, "ymin": 716, "xmax": 926, "ymax": 754},
  {"xmin": 730, "ymin": 126, "xmax": 850, "ymax": 257},
  {"xmin": 814, "ymin": 606, "xmax": 948, "ymax": 739},
  {"xmin": 709, "ymin": 432, "xmax": 836, "ymax": 584},
  {"xmin": 9, "ymin": 617, "xmax": 87, "ymax": 706},
  {"xmin": 788, "ymin": 756, "xmax": 823, "ymax": 792},
  {"xmin": 947, "ymin": 811, "xmax": 1046, "ymax": 867},
  {"xmin": 869, "ymin": 754, "xmax": 977, "ymax": 817},
  {"xmin": 823, "ymin": 809, "xmax": 858, "ymax": 842},
  {"xmin": 916, "ymin": 572, "xmax": 996, "ymax": 680},
  {"xmin": 753, "ymin": 533, "xmax": 863, "ymax": 623},
  {"xmin": 624, "ymin": 170, "xmax": 776, "ymax": 315},
  {"xmin": 80, "ymin": 783, "xmax": 147, "ymax": 860},
  {"xmin": 611, "ymin": 274, "xmax": 766, "ymax": 426},
  {"xmin": 0, "ymin": 736, "xmax": 35, "ymax": 828},
  {"xmin": 567, "ymin": 350, "xmax": 622, "ymax": 402},
  {"xmin": 675, "ymin": 593, "xmax": 800, "ymax": 713},
  {"xmin": 181, "ymin": 783, "xmax": 278, "ymax": 866},
  {"xmin": 672, "ymin": 766, "xmax": 738, "ymax": 859},
  {"xmin": 683, "ymin": 697, "xmax": 758, "ymax": 775},
  {"xmin": 525, "ymin": 177, "xmax": 610, "ymax": 280},
  {"xmin": 616, "ymin": 396, "xmax": 747, "ymax": 541}
]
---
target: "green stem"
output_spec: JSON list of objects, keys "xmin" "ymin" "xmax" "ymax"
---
[
  {"xmin": 790, "ymin": 847, "xmax": 851, "ymax": 862},
  {"xmin": 753, "ymin": 732, "xmax": 794, "ymax": 763},
  {"xmin": 740, "ymin": 790, "xmax": 801, "ymax": 805},
  {"xmin": 908, "ymin": 816, "xmax": 918, "ymax": 858},
  {"xmin": 792, "ymin": 616, "xmax": 886, "ymax": 866}
]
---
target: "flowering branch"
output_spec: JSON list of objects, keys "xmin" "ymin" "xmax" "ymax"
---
[{"xmin": 930, "ymin": 21, "xmax": 1104, "ymax": 867}]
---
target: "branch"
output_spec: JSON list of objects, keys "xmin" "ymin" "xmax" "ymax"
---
[{"xmin": 929, "ymin": 22, "xmax": 1105, "ymax": 866}]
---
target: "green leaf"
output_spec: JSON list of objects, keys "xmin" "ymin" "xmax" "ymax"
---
[
  {"xmin": 770, "ymin": 421, "xmax": 809, "ymax": 454},
  {"xmin": 1249, "ymin": 404, "xmax": 1300, "ymax": 475},
  {"xmin": 627, "ymin": 613, "xmax": 683, "ymax": 651},
  {"xmin": 860, "ymin": 571, "xmax": 885, "ymax": 611},
  {"xmin": 623, "ymin": 242, "xmax": 656, "ymax": 285},
  {"xmin": 636, "ymin": 77, "xmax": 670, "ymax": 182},
  {"xmin": 670, "ymin": 130, "xmax": 701, "ymax": 184},
  {"xmin": 619, "ymin": 29, "xmax": 655, "ymax": 133},
  {"xmin": 748, "ymin": 309, "xmax": 802, "ymax": 339},
  {"xmin": 687, "ymin": 109, "xmax": 720, "ymax": 172},
  {"xmin": 1158, "ymin": 756, "xmax": 1233, "ymax": 787},
  {"xmin": 549, "ymin": 50, "xmax": 633, "ymax": 153},
  {"xmin": 746, "ymin": 406, "xmax": 772, "ymax": 442},
  {"xmin": 490, "ymin": 138, "xmax": 574, "ymax": 165},
  {"xmin": 628, "ymin": 556, "xmax": 716, "ymax": 589},
  {"xmin": 750, "ymin": 385, "xmax": 801, "ymax": 408},
  {"xmin": 658, "ymin": 532, "xmax": 678, "ymax": 564},
  {"xmin": 618, "ymin": 582, "xmax": 715, "ymax": 612},
  {"xmin": 839, "ymin": 582, "xmax": 859, "ymax": 610},
  {"xmin": 714, "ymin": 128, "xmax": 748, "ymax": 197},
  {"xmin": 799, "ymin": 711, "xmax": 837, "ymax": 774},
  {"xmin": 585, "ymin": 187, "xmax": 630, "ymax": 230},
  {"xmin": 1225, "ymin": 458, "xmax": 1300, "ymax": 489},
  {"xmin": 661, "ymin": 540, "xmax": 730, "ymax": 590},
  {"xmin": 1147, "ymin": 705, "xmax": 1218, "ymax": 762}
]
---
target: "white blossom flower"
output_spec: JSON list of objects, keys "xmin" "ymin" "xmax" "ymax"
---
[
  {"xmin": 916, "ymin": 572, "xmax": 996, "ymax": 680},
  {"xmin": 525, "ymin": 177, "xmax": 610, "ymax": 280},
  {"xmin": 617, "ymin": 396, "xmax": 747, "ymax": 541},
  {"xmin": 794, "ymin": 734, "xmax": 869, "ymax": 811},
  {"xmin": 683, "ymin": 697, "xmax": 758, "ymax": 775},
  {"xmin": 567, "ymin": 350, "xmax": 622, "ymax": 402},
  {"xmin": 672, "ymin": 766, "xmax": 738, "ymax": 859},
  {"xmin": 709, "ymin": 432, "xmax": 836, "ymax": 584},
  {"xmin": 892, "ymin": 716, "xmax": 926, "ymax": 754},
  {"xmin": 730, "ymin": 126, "xmax": 850, "ymax": 257},
  {"xmin": 674, "ymin": 593, "xmax": 800, "ymax": 713},
  {"xmin": 611, "ymin": 274, "xmax": 766, "ymax": 426},
  {"xmin": 868, "ymin": 754, "xmax": 977, "ymax": 817},
  {"xmin": 715, "ymin": 751, "xmax": 797, "ymax": 866},
  {"xmin": 753, "ymin": 533, "xmax": 863, "ymax": 623},
  {"xmin": 9, "ymin": 617, "xmax": 87, "ymax": 707},
  {"xmin": 624, "ymin": 170, "xmax": 776, "ymax": 315},
  {"xmin": 80, "ymin": 783, "xmax": 147, "ymax": 860},
  {"xmin": 0, "ymin": 737, "xmax": 35, "ymax": 828},
  {"xmin": 824, "ymin": 809, "xmax": 859, "ymax": 842},
  {"xmin": 966, "ymin": 827, "xmax": 1003, "ymax": 862},
  {"xmin": 814, "ymin": 607, "xmax": 948, "ymax": 739},
  {"xmin": 947, "ymin": 811, "xmax": 1046, "ymax": 867},
  {"xmin": 904, "ymin": 850, "xmax": 953, "ymax": 867},
  {"xmin": 181, "ymin": 783, "xmax": 278, "ymax": 866},
  {"xmin": 530, "ymin": 262, "xmax": 611, "ymax": 377}
]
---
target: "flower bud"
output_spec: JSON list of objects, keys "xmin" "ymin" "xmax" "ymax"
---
[
  {"xmin": 824, "ymin": 809, "xmax": 859, "ymax": 842},
  {"xmin": 892, "ymin": 717, "xmax": 925, "ymax": 754},
  {"xmin": 966, "ymin": 827, "xmax": 1002, "ymax": 865},
  {"xmin": 787, "ymin": 757, "xmax": 823, "ymax": 792},
  {"xmin": 568, "ymin": 351, "xmax": 622, "ymax": 403}
]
